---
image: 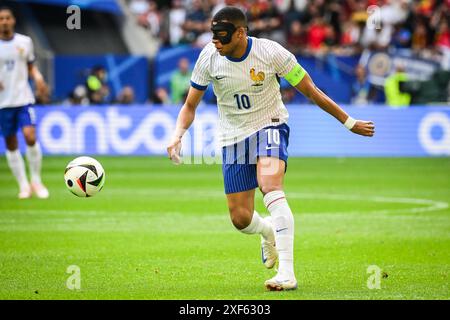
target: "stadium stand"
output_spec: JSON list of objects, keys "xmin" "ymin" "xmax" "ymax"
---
[{"xmin": 4, "ymin": 0, "xmax": 450, "ymax": 105}]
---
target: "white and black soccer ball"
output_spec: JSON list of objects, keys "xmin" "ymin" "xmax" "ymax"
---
[{"xmin": 64, "ymin": 156, "xmax": 105, "ymax": 197}]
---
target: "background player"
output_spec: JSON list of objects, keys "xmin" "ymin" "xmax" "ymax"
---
[
  {"xmin": 167, "ymin": 6, "xmax": 375, "ymax": 291},
  {"xmin": 0, "ymin": 6, "xmax": 50, "ymax": 199}
]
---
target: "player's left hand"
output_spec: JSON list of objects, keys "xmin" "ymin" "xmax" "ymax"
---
[{"xmin": 351, "ymin": 120, "xmax": 375, "ymax": 137}]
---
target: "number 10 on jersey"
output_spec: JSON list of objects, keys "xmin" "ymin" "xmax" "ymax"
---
[
  {"xmin": 234, "ymin": 94, "xmax": 251, "ymax": 110},
  {"xmin": 266, "ymin": 128, "xmax": 280, "ymax": 145}
]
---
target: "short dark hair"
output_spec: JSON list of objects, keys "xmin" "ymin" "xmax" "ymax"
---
[
  {"xmin": 212, "ymin": 6, "xmax": 247, "ymax": 28},
  {"xmin": 0, "ymin": 6, "xmax": 14, "ymax": 16},
  {"xmin": 92, "ymin": 65, "xmax": 105, "ymax": 73}
]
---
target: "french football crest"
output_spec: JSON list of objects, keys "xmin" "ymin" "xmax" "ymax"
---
[
  {"xmin": 16, "ymin": 46, "xmax": 25, "ymax": 57},
  {"xmin": 250, "ymin": 68, "xmax": 265, "ymax": 86}
]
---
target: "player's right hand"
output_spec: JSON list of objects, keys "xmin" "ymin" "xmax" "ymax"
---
[
  {"xmin": 167, "ymin": 138, "xmax": 182, "ymax": 165},
  {"xmin": 351, "ymin": 120, "xmax": 375, "ymax": 137},
  {"xmin": 0, "ymin": 81, "xmax": 4, "ymax": 92},
  {"xmin": 35, "ymin": 80, "xmax": 50, "ymax": 103}
]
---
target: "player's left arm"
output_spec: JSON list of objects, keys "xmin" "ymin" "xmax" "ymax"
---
[
  {"xmin": 290, "ymin": 67, "xmax": 375, "ymax": 137},
  {"xmin": 28, "ymin": 62, "xmax": 50, "ymax": 103}
]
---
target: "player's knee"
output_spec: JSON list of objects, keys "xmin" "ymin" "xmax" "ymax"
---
[
  {"xmin": 24, "ymin": 135, "xmax": 36, "ymax": 146},
  {"xmin": 229, "ymin": 207, "xmax": 253, "ymax": 230},
  {"xmin": 22, "ymin": 126, "xmax": 36, "ymax": 146},
  {"xmin": 259, "ymin": 185, "xmax": 283, "ymax": 196},
  {"xmin": 5, "ymin": 137, "xmax": 18, "ymax": 151}
]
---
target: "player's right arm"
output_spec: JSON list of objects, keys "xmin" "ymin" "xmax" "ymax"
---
[
  {"xmin": 167, "ymin": 45, "xmax": 212, "ymax": 163},
  {"xmin": 28, "ymin": 63, "xmax": 50, "ymax": 103},
  {"xmin": 166, "ymin": 86, "xmax": 205, "ymax": 163}
]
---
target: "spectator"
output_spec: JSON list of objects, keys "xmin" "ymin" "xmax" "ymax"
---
[
  {"xmin": 278, "ymin": 0, "xmax": 308, "ymax": 13},
  {"xmin": 384, "ymin": 63, "xmax": 411, "ymax": 107},
  {"xmin": 380, "ymin": 0, "xmax": 409, "ymax": 26},
  {"xmin": 66, "ymin": 85, "xmax": 89, "ymax": 106},
  {"xmin": 182, "ymin": 0, "xmax": 210, "ymax": 44},
  {"xmin": 153, "ymin": 87, "xmax": 172, "ymax": 105},
  {"xmin": 129, "ymin": 0, "xmax": 150, "ymax": 16},
  {"xmin": 286, "ymin": 20, "xmax": 306, "ymax": 54},
  {"xmin": 247, "ymin": 0, "xmax": 283, "ymax": 42},
  {"xmin": 194, "ymin": 26, "xmax": 213, "ymax": 48},
  {"xmin": 168, "ymin": 0, "xmax": 187, "ymax": 45},
  {"xmin": 86, "ymin": 66, "xmax": 109, "ymax": 105},
  {"xmin": 124, "ymin": 0, "xmax": 450, "ymax": 106},
  {"xmin": 434, "ymin": 19, "xmax": 450, "ymax": 49},
  {"xmin": 115, "ymin": 86, "xmax": 135, "ymax": 105},
  {"xmin": 281, "ymin": 0, "xmax": 306, "ymax": 40},
  {"xmin": 305, "ymin": 16, "xmax": 328, "ymax": 53},
  {"xmin": 391, "ymin": 23, "xmax": 412, "ymax": 49},
  {"xmin": 138, "ymin": 1, "xmax": 161, "ymax": 38},
  {"xmin": 411, "ymin": 21, "xmax": 428, "ymax": 52},
  {"xmin": 211, "ymin": 0, "xmax": 226, "ymax": 17},
  {"xmin": 360, "ymin": 21, "xmax": 393, "ymax": 51},
  {"xmin": 351, "ymin": 64, "xmax": 375, "ymax": 105},
  {"xmin": 339, "ymin": 20, "xmax": 363, "ymax": 54},
  {"xmin": 348, "ymin": 0, "xmax": 369, "ymax": 26},
  {"xmin": 324, "ymin": 24, "xmax": 339, "ymax": 49},
  {"xmin": 170, "ymin": 57, "xmax": 191, "ymax": 104}
]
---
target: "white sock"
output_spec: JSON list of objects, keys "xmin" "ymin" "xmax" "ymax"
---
[
  {"xmin": 264, "ymin": 190, "xmax": 295, "ymax": 279},
  {"xmin": 240, "ymin": 211, "xmax": 273, "ymax": 240},
  {"xmin": 26, "ymin": 142, "xmax": 42, "ymax": 184},
  {"xmin": 6, "ymin": 149, "xmax": 30, "ymax": 190}
]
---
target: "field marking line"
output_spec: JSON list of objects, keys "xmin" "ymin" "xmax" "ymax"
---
[{"xmin": 1, "ymin": 191, "xmax": 448, "ymax": 217}]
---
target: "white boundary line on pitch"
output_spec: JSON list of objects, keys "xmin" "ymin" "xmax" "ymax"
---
[
  {"xmin": 287, "ymin": 193, "xmax": 449, "ymax": 215},
  {"xmin": 1, "ymin": 192, "xmax": 448, "ymax": 217}
]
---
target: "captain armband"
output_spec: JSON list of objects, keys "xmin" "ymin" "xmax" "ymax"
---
[{"xmin": 284, "ymin": 64, "xmax": 306, "ymax": 87}]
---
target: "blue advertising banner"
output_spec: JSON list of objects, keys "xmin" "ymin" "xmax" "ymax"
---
[
  {"xmin": 53, "ymin": 55, "xmax": 148, "ymax": 104},
  {"xmin": 15, "ymin": 0, "xmax": 122, "ymax": 15},
  {"xmin": 362, "ymin": 49, "xmax": 443, "ymax": 86},
  {"xmin": 0, "ymin": 105, "xmax": 449, "ymax": 157}
]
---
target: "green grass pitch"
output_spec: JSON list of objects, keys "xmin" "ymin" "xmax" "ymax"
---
[{"xmin": 0, "ymin": 156, "xmax": 449, "ymax": 300}]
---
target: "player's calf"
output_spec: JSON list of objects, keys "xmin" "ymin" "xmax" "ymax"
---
[
  {"xmin": 5, "ymin": 149, "xmax": 31, "ymax": 199},
  {"xmin": 263, "ymin": 190, "xmax": 296, "ymax": 280}
]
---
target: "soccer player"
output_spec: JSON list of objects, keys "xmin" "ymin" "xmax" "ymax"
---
[
  {"xmin": 0, "ymin": 7, "xmax": 50, "ymax": 199},
  {"xmin": 167, "ymin": 6, "xmax": 375, "ymax": 291}
]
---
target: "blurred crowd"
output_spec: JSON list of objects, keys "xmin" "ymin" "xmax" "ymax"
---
[
  {"xmin": 63, "ymin": 66, "xmax": 137, "ymax": 106},
  {"xmin": 124, "ymin": 0, "xmax": 450, "ymax": 106},
  {"xmin": 63, "ymin": 59, "xmax": 192, "ymax": 106},
  {"xmin": 128, "ymin": 0, "xmax": 450, "ymax": 57},
  {"xmin": 60, "ymin": 0, "xmax": 450, "ymax": 106}
]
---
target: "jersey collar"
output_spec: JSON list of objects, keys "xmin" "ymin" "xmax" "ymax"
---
[
  {"xmin": 226, "ymin": 37, "xmax": 252, "ymax": 62},
  {"xmin": 0, "ymin": 33, "xmax": 15, "ymax": 42}
]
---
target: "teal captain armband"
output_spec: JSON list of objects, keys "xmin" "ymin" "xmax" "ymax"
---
[{"xmin": 284, "ymin": 64, "xmax": 306, "ymax": 86}]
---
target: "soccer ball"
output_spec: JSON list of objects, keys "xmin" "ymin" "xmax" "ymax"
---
[{"xmin": 64, "ymin": 156, "xmax": 105, "ymax": 197}]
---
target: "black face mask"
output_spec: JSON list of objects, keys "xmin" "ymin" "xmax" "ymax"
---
[{"xmin": 211, "ymin": 21, "xmax": 237, "ymax": 45}]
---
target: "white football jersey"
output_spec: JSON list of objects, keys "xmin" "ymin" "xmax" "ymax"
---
[
  {"xmin": 0, "ymin": 33, "xmax": 36, "ymax": 109},
  {"xmin": 191, "ymin": 37, "xmax": 298, "ymax": 147}
]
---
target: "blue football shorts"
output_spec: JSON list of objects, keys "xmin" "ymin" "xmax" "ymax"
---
[
  {"xmin": 0, "ymin": 105, "xmax": 36, "ymax": 138},
  {"xmin": 222, "ymin": 123, "xmax": 290, "ymax": 194}
]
